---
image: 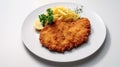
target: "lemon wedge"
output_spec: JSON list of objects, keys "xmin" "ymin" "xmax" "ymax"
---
[{"xmin": 33, "ymin": 19, "xmax": 43, "ymax": 30}]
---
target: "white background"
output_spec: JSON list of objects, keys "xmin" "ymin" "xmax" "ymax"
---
[{"xmin": 0, "ymin": 0, "xmax": 120, "ymax": 67}]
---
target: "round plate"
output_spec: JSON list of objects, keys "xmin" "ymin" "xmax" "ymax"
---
[{"xmin": 21, "ymin": 2, "xmax": 106, "ymax": 62}]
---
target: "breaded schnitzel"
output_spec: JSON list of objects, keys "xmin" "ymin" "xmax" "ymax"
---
[{"xmin": 40, "ymin": 18, "xmax": 91, "ymax": 53}]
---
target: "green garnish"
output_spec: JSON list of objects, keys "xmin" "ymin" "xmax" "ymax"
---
[
  {"xmin": 74, "ymin": 6, "xmax": 83, "ymax": 14},
  {"xmin": 39, "ymin": 14, "xmax": 47, "ymax": 27},
  {"xmin": 47, "ymin": 15, "xmax": 53, "ymax": 24},
  {"xmin": 39, "ymin": 8, "xmax": 53, "ymax": 27},
  {"xmin": 47, "ymin": 8, "xmax": 53, "ymax": 16}
]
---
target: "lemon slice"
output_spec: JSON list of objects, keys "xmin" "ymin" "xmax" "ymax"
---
[{"xmin": 33, "ymin": 19, "xmax": 43, "ymax": 30}]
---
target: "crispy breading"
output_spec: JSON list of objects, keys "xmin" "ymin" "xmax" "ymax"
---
[{"xmin": 40, "ymin": 18, "xmax": 91, "ymax": 53}]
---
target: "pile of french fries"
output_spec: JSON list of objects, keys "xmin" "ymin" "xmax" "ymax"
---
[{"xmin": 51, "ymin": 6, "xmax": 80, "ymax": 22}]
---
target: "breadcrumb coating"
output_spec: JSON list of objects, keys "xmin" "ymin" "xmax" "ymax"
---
[{"xmin": 40, "ymin": 18, "xmax": 91, "ymax": 53}]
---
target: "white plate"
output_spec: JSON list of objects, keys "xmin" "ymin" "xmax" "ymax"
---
[{"xmin": 21, "ymin": 2, "xmax": 106, "ymax": 62}]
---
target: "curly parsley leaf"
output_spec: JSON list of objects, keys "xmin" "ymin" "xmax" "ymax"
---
[
  {"xmin": 39, "ymin": 14, "xmax": 47, "ymax": 27},
  {"xmin": 47, "ymin": 15, "xmax": 53, "ymax": 24},
  {"xmin": 39, "ymin": 8, "xmax": 53, "ymax": 27},
  {"xmin": 47, "ymin": 8, "xmax": 53, "ymax": 16}
]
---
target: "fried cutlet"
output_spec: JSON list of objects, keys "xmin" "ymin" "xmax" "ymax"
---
[{"xmin": 40, "ymin": 18, "xmax": 91, "ymax": 53}]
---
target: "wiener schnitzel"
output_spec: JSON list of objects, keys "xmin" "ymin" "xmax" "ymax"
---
[{"xmin": 40, "ymin": 18, "xmax": 91, "ymax": 53}]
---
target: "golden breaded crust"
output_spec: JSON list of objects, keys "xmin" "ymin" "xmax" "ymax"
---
[{"xmin": 40, "ymin": 18, "xmax": 91, "ymax": 53}]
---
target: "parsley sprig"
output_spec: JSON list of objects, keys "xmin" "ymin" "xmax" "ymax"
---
[{"xmin": 39, "ymin": 8, "xmax": 53, "ymax": 27}]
